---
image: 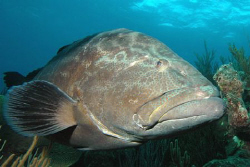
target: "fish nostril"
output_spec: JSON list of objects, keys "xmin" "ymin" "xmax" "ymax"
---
[
  {"xmin": 180, "ymin": 70, "xmax": 187, "ymax": 76},
  {"xmin": 156, "ymin": 60, "xmax": 162, "ymax": 67}
]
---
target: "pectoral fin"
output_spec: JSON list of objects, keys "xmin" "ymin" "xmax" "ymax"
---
[{"xmin": 4, "ymin": 80, "xmax": 77, "ymax": 137}]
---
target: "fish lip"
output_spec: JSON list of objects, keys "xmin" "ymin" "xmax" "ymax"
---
[
  {"xmin": 143, "ymin": 84, "xmax": 219, "ymax": 110},
  {"xmin": 152, "ymin": 84, "xmax": 219, "ymax": 102},
  {"xmin": 165, "ymin": 92, "xmax": 220, "ymax": 110},
  {"xmin": 158, "ymin": 96, "xmax": 226, "ymax": 123},
  {"xmin": 141, "ymin": 87, "xmax": 188, "ymax": 107}
]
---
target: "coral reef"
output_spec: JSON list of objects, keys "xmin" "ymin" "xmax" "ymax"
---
[
  {"xmin": 214, "ymin": 63, "xmax": 250, "ymax": 144},
  {"xmin": 193, "ymin": 42, "xmax": 250, "ymax": 165},
  {"xmin": 213, "ymin": 64, "xmax": 249, "ymax": 130},
  {"xmin": 194, "ymin": 41, "xmax": 250, "ymax": 137},
  {"xmin": 203, "ymin": 149, "xmax": 250, "ymax": 167},
  {"xmin": 211, "ymin": 61, "xmax": 250, "ymax": 166}
]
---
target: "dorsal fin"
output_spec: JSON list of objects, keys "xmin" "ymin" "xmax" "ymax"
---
[{"xmin": 53, "ymin": 33, "xmax": 99, "ymax": 62}]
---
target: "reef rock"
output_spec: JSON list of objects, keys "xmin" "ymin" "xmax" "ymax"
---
[{"xmin": 204, "ymin": 150, "xmax": 250, "ymax": 167}]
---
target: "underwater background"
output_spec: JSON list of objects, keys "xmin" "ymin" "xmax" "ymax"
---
[
  {"xmin": 1, "ymin": 0, "xmax": 250, "ymax": 91},
  {"xmin": 1, "ymin": 0, "xmax": 250, "ymax": 167}
]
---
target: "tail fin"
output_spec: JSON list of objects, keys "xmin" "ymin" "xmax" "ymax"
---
[
  {"xmin": 3, "ymin": 72, "xmax": 26, "ymax": 88},
  {"xmin": 4, "ymin": 68, "xmax": 43, "ymax": 89},
  {"xmin": 4, "ymin": 80, "xmax": 77, "ymax": 137}
]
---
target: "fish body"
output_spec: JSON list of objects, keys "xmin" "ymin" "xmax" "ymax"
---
[{"xmin": 4, "ymin": 29, "xmax": 225, "ymax": 150}]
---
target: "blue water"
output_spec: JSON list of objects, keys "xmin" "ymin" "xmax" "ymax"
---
[{"xmin": 0, "ymin": 0, "xmax": 250, "ymax": 90}]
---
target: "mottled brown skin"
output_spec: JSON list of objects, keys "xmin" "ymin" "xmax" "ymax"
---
[{"xmin": 33, "ymin": 28, "xmax": 224, "ymax": 150}]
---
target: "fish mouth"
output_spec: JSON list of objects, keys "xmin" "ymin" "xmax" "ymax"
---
[{"xmin": 133, "ymin": 85, "xmax": 225, "ymax": 130}]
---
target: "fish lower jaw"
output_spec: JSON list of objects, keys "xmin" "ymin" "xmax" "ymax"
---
[{"xmin": 138, "ymin": 115, "xmax": 210, "ymax": 139}]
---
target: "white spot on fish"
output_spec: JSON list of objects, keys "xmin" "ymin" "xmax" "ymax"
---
[
  {"xmin": 74, "ymin": 55, "xmax": 80, "ymax": 61},
  {"xmin": 128, "ymin": 55, "xmax": 148, "ymax": 67},
  {"xmin": 85, "ymin": 61, "xmax": 92, "ymax": 69},
  {"xmin": 124, "ymin": 55, "xmax": 149, "ymax": 71},
  {"xmin": 129, "ymin": 98, "xmax": 138, "ymax": 104},
  {"xmin": 60, "ymin": 72, "xmax": 68, "ymax": 77},
  {"xmin": 196, "ymin": 91, "xmax": 206, "ymax": 97},
  {"xmin": 133, "ymin": 114, "xmax": 144, "ymax": 129}
]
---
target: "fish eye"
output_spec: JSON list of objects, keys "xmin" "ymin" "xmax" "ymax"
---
[{"xmin": 156, "ymin": 60, "xmax": 162, "ymax": 67}]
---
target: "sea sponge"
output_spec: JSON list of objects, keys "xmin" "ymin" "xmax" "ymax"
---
[{"xmin": 214, "ymin": 64, "xmax": 250, "ymax": 135}]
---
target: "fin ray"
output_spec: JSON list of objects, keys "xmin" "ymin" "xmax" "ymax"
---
[{"xmin": 4, "ymin": 80, "xmax": 77, "ymax": 136}]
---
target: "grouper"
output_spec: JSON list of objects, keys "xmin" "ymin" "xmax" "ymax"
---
[{"xmin": 4, "ymin": 28, "xmax": 225, "ymax": 150}]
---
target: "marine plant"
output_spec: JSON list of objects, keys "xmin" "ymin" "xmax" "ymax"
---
[
  {"xmin": 213, "ymin": 43, "xmax": 250, "ymax": 138},
  {"xmin": 0, "ymin": 126, "xmax": 6, "ymax": 161},
  {"xmin": 207, "ymin": 40, "xmax": 250, "ymax": 166},
  {"xmin": 170, "ymin": 139, "xmax": 192, "ymax": 167},
  {"xmin": 118, "ymin": 139, "xmax": 169, "ymax": 167},
  {"xmin": 0, "ymin": 96, "xmax": 6, "ymax": 161},
  {"xmin": 77, "ymin": 139, "xmax": 171, "ymax": 167},
  {"xmin": 194, "ymin": 40, "xmax": 219, "ymax": 84},
  {"xmin": 73, "ymin": 119, "xmax": 229, "ymax": 167},
  {"xmin": 175, "ymin": 119, "xmax": 228, "ymax": 166},
  {"xmin": 0, "ymin": 95, "xmax": 52, "ymax": 167},
  {"xmin": 228, "ymin": 43, "xmax": 250, "ymax": 90},
  {"xmin": 1, "ymin": 136, "xmax": 51, "ymax": 167}
]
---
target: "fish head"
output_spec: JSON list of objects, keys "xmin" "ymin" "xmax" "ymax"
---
[{"xmin": 83, "ymin": 29, "xmax": 225, "ymax": 142}]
